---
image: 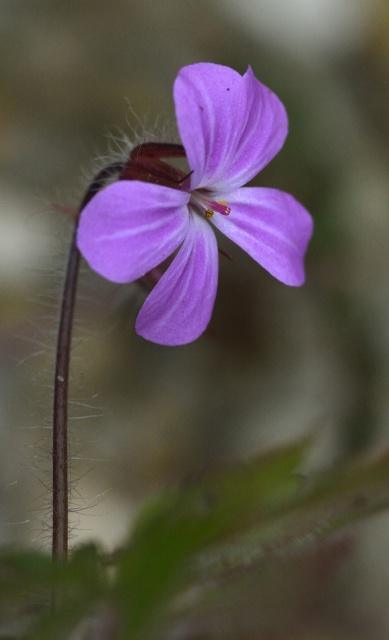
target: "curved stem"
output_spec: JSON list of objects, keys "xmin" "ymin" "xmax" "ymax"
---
[
  {"xmin": 52, "ymin": 225, "xmax": 79, "ymax": 560},
  {"xmin": 52, "ymin": 162, "xmax": 123, "ymax": 561}
]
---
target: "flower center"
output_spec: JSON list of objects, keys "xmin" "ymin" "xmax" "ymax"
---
[
  {"xmin": 189, "ymin": 191, "xmax": 230, "ymax": 219},
  {"xmin": 120, "ymin": 142, "xmax": 230, "ymax": 219}
]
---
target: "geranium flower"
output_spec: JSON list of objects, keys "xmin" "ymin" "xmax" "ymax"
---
[{"xmin": 77, "ymin": 63, "xmax": 313, "ymax": 346}]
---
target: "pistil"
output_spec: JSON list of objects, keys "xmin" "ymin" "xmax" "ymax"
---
[{"xmin": 190, "ymin": 191, "xmax": 231, "ymax": 219}]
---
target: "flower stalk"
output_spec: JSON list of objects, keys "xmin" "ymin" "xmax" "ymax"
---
[
  {"xmin": 52, "ymin": 223, "xmax": 79, "ymax": 561},
  {"xmin": 52, "ymin": 163, "xmax": 122, "ymax": 561}
]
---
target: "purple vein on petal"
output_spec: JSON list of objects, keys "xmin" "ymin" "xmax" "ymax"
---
[
  {"xmin": 211, "ymin": 187, "xmax": 313, "ymax": 286},
  {"xmin": 77, "ymin": 181, "xmax": 190, "ymax": 283},
  {"xmin": 136, "ymin": 214, "xmax": 218, "ymax": 346}
]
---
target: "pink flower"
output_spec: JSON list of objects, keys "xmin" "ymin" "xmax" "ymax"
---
[{"xmin": 77, "ymin": 63, "xmax": 313, "ymax": 346}]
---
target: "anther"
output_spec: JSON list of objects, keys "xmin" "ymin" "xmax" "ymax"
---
[{"xmin": 190, "ymin": 192, "xmax": 231, "ymax": 219}]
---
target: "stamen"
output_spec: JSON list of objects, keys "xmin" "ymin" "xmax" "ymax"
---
[
  {"xmin": 190, "ymin": 191, "xmax": 231, "ymax": 219},
  {"xmin": 212, "ymin": 200, "xmax": 231, "ymax": 216},
  {"xmin": 202, "ymin": 199, "xmax": 231, "ymax": 218}
]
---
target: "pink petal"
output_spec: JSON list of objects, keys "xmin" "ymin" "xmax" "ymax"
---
[
  {"xmin": 136, "ymin": 214, "xmax": 218, "ymax": 346},
  {"xmin": 174, "ymin": 63, "xmax": 288, "ymax": 192},
  {"xmin": 77, "ymin": 181, "xmax": 190, "ymax": 283},
  {"xmin": 211, "ymin": 188, "xmax": 313, "ymax": 286}
]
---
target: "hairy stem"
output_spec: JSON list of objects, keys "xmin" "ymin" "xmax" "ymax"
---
[
  {"xmin": 52, "ymin": 162, "xmax": 123, "ymax": 561},
  {"xmin": 52, "ymin": 224, "xmax": 80, "ymax": 560}
]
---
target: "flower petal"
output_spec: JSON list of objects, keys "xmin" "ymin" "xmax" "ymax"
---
[
  {"xmin": 136, "ymin": 214, "xmax": 218, "ymax": 346},
  {"xmin": 174, "ymin": 63, "xmax": 288, "ymax": 192},
  {"xmin": 77, "ymin": 181, "xmax": 190, "ymax": 283},
  {"xmin": 211, "ymin": 188, "xmax": 313, "ymax": 286}
]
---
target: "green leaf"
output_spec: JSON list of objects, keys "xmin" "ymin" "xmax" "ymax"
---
[
  {"xmin": 116, "ymin": 443, "xmax": 389, "ymax": 639},
  {"xmin": 116, "ymin": 438, "xmax": 309, "ymax": 638},
  {"xmin": 195, "ymin": 451, "xmax": 389, "ymax": 577}
]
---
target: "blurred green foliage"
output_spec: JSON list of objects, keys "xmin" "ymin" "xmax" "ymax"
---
[{"xmin": 1, "ymin": 439, "xmax": 388, "ymax": 639}]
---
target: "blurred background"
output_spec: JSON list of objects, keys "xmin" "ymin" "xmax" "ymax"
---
[{"xmin": 0, "ymin": 0, "xmax": 388, "ymax": 637}]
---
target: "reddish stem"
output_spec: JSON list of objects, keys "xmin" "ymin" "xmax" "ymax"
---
[
  {"xmin": 52, "ymin": 162, "xmax": 122, "ymax": 561},
  {"xmin": 52, "ymin": 225, "xmax": 79, "ymax": 561}
]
